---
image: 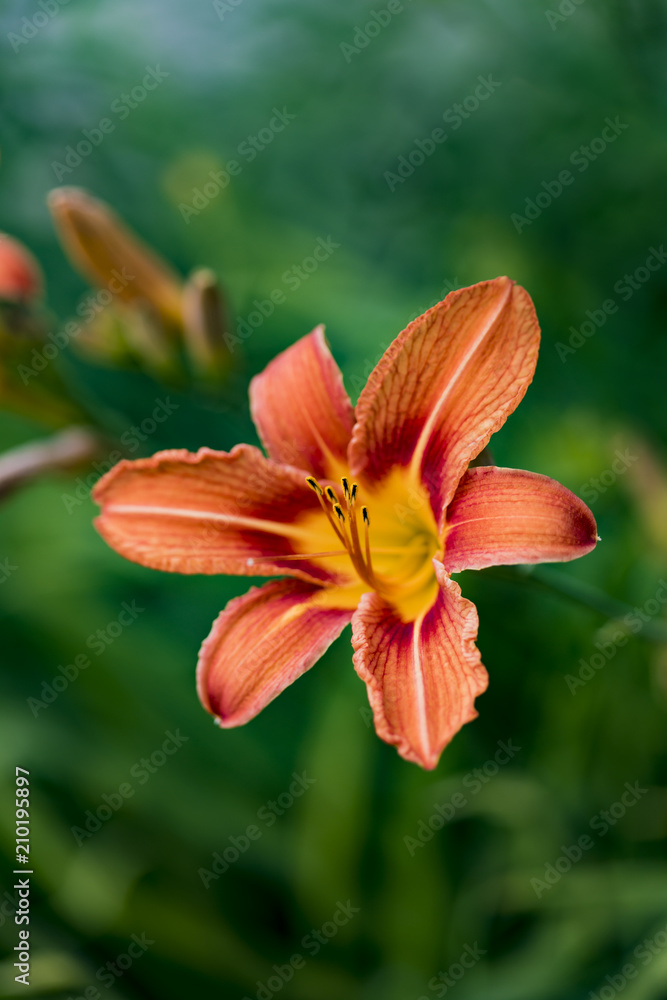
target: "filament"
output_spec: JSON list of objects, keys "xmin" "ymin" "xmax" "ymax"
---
[{"xmin": 305, "ymin": 476, "xmax": 380, "ymax": 589}]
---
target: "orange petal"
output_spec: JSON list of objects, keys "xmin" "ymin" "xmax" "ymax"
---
[
  {"xmin": 351, "ymin": 562, "xmax": 488, "ymax": 769},
  {"xmin": 250, "ymin": 325, "xmax": 355, "ymax": 478},
  {"xmin": 197, "ymin": 579, "xmax": 352, "ymax": 725},
  {"xmin": 444, "ymin": 467, "xmax": 598, "ymax": 573},
  {"xmin": 349, "ymin": 278, "xmax": 540, "ymax": 528},
  {"xmin": 93, "ymin": 444, "xmax": 337, "ymax": 584}
]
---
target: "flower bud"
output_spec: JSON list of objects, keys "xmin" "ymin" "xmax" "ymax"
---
[
  {"xmin": 48, "ymin": 187, "xmax": 182, "ymax": 327},
  {"xmin": 182, "ymin": 268, "xmax": 228, "ymax": 376},
  {"xmin": 0, "ymin": 234, "xmax": 43, "ymax": 302}
]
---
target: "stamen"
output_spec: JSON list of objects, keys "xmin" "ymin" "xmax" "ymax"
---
[
  {"xmin": 304, "ymin": 477, "xmax": 380, "ymax": 592},
  {"xmin": 345, "ymin": 488, "xmax": 363, "ymax": 574},
  {"xmin": 305, "ymin": 476, "xmax": 345, "ymax": 544},
  {"xmin": 362, "ymin": 506, "xmax": 372, "ymax": 574}
]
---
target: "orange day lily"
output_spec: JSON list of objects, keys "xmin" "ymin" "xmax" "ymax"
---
[{"xmin": 93, "ymin": 277, "xmax": 598, "ymax": 769}]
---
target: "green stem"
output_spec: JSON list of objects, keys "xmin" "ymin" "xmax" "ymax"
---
[{"xmin": 479, "ymin": 565, "xmax": 667, "ymax": 643}]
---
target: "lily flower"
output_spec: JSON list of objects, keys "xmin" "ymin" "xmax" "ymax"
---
[{"xmin": 93, "ymin": 277, "xmax": 597, "ymax": 769}]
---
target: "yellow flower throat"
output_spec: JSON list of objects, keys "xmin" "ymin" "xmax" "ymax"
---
[{"xmin": 293, "ymin": 467, "xmax": 441, "ymax": 621}]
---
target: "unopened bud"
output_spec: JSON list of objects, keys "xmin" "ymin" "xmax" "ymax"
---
[
  {"xmin": 182, "ymin": 268, "xmax": 228, "ymax": 376},
  {"xmin": 48, "ymin": 187, "xmax": 183, "ymax": 327},
  {"xmin": 0, "ymin": 234, "xmax": 43, "ymax": 302}
]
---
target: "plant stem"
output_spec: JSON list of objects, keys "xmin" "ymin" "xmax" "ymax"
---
[
  {"xmin": 479, "ymin": 565, "xmax": 667, "ymax": 643},
  {"xmin": 0, "ymin": 426, "xmax": 106, "ymax": 500}
]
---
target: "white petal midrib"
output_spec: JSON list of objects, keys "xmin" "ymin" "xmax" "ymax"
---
[
  {"xmin": 105, "ymin": 503, "xmax": 308, "ymax": 540},
  {"xmin": 409, "ymin": 284, "xmax": 512, "ymax": 475},
  {"xmin": 411, "ymin": 612, "xmax": 431, "ymax": 762}
]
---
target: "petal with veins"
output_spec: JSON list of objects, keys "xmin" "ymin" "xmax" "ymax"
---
[
  {"xmin": 444, "ymin": 466, "xmax": 598, "ymax": 573},
  {"xmin": 351, "ymin": 561, "xmax": 488, "ymax": 769},
  {"xmin": 197, "ymin": 579, "xmax": 353, "ymax": 725},
  {"xmin": 349, "ymin": 277, "xmax": 541, "ymax": 528},
  {"xmin": 250, "ymin": 325, "xmax": 355, "ymax": 479},
  {"xmin": 93, "ymin": 444, "xmax": 339, "ymax": 584}
]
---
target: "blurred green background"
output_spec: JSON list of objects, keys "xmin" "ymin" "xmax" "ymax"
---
[{"xmin": 1, "ymin": 1, "xmax": 667, "ymax": 998}]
